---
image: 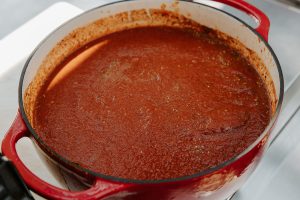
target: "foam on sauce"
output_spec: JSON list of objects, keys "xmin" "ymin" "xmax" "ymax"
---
[{"xmin": 34, "ymin": 26, "xmax": 271, "ymax": 180}]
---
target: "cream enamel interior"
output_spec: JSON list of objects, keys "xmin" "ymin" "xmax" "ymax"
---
[{"xmin": 22, "ymin": 0, "xmax": 279, "ymax": 122}]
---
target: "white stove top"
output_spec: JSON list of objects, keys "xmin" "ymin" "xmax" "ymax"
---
[{"xmin": 0, "ymin": 1, "xmax": 299, "ymax": 199}]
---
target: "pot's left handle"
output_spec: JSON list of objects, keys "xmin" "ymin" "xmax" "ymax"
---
[{"xmin": 1, "ymin": 111, "xmax": 128, "ymax": 200}]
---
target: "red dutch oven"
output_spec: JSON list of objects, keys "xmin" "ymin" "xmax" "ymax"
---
[{"xmin": 1, "ymin": 0, "xmax": 283, "ymax": 199}]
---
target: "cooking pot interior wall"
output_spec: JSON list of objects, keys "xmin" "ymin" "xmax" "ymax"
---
[{"xmin": 22, "ymin": 0, "xmax": 279, "ymax": 123}]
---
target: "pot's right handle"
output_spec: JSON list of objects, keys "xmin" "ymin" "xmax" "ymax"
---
[
  {"xmin": 1, "ymin": 111, "xmax": 130, "ymax": 200},
  {"xmin": 212, "ymin": 0, "xmax": 270, "ymax": 41}
]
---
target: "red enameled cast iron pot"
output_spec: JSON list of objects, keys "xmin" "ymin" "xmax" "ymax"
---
[{"xmin": 1, "ymin": 0, "xmax": 283, "ymax": 199}]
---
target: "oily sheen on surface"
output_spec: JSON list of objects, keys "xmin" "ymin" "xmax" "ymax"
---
[{"xmin": 34, "ymin": 27, "xmax": 271, "ymax": 180}]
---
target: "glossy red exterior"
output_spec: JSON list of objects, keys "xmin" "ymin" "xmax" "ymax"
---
[
  {"xmin": 2, "ymin": 112, "xmax": 272, "ymax": 199},
  {"xmin": 215, "ymin": 0, "xmax": 270, "ymax": 41}
]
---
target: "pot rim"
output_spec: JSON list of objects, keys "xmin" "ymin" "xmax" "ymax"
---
[{"xmin": 18, "ymin": 0, "xmax": 284, "ymax": 184}]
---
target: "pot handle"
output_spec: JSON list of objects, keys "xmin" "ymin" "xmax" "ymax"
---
[
  {"xmin": 212, "ymin": 0, "xmax": 270, "ymax": 41},
  {"xmin": 1, "ymin": 111, "xmax": 129, "ymax": 200}
]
